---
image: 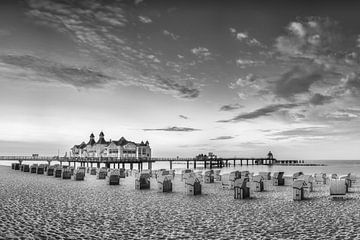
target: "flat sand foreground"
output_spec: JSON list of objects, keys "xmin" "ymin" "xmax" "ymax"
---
[{"xmin": 1, "ymin": 166, "xmax": 360, "ymax": 240}]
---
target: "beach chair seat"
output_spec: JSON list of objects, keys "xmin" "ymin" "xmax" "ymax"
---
[
  {"xmin": 234, "ymin": 178, "xmax": 250, "ymax": 199},
  {"xmin": 185, "ymin": 175, "xmax": 201, "ymax": 195},
  {"xmin": 158, "ymin": 175, "xmax": 172, "ymax": 192},
  {"xmin": 293, "ymin": 180, "xmax": 307, "ymax": 200},
  {"xmin": 135, "ymin": 172, "xmax": 151, "ymax": 190}
]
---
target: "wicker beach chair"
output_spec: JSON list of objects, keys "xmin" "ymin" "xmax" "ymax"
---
[
  {"xmin": 37, "ymin": 164, "xmax": 46, "ymax": 174},
  {"xmin": 234, "ymin": 178, "xmax": 250, "ymax": 199},
  {"xmin": 330, "ymin": 179, "xmax": 347, "ymax": 196},
  {"xmin": 157, "ymin": 175, "xmax": 172, "ymax": 192},
  {"xmin": 73, "ymin": 167, "xmax": 86, "ymax": 181},
  {"xmin": 54, "ymin": 167, "xmax": 62, "ymax": 178},
  {"xmin": 30, "ymin": 164, "xmax": 38, "ymax": 173},
  {"xmin": 97, "ymin": 167, "xmax": 108, "ymax": 179},
  {"xmin": 185, "ymin": 174, "xmax": 201, "ymax": 195},
  {"xmin": 181, "ymin": 169, "xmax": 193, "ymax": 182},
  {"xmin": 62, "ymin": 168, "xmax": 72, "ymax": 179},
  {"xmin": 108, "ymin": 169, "xmax": 120, "ymax": 185},
  {"xmin": 22, "ymin": 164, "xmax": 30, "ymax": 172},
  {"xmin": 293, "ymin": 180, "xmax": 307, "ymax": 200},
  {"xmin": 135, "ymin": 172, "xmax": 151, "ymax": 190},
  {"xmin": 47, "ymin": 165, "xmax": 55, "ymax": 176},
  {"xmin": 203, "ymin": 170, "xmax": 214, "ymax": 183}
]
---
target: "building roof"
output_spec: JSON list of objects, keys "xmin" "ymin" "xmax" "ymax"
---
[
  {"xmin": 90, "ymin": 133, "xmax": 95, "ymax": 138},
  {"xmin": 87, "ymin": 138, "xmax": 96, "ymax": 146},
  {"xmin": 96, "ymin": 137, "xmax": 108, "ymax": 145}
]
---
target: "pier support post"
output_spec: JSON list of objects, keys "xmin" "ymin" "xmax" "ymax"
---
[
  {"xmin": 186, "ymin": 161, "xmax": 189, "ymax": 169},
  {"xmin": 226, "ymin": 160, "xmax": 228, "ymax": 167},
  {"xmin": 118, "ymin": 163, "xmax": 120, "ymax": 169},
  {"xmin": 130, "ymin": 163, "xmax": 133, "ymax": 170},
  {"xmin": 97, "ymin": 163, "xmax": 100, "ymax": 168},
  {"xmin": 193, "ymin": 161, "xmax": 196, "ymax": 169},
  {"xmin": 68, "ymin": 161, "xmax": 70, "ymax": 166},
  {"xmin": 170, "ymin": 161, "xmax": 173, "ymax": 170},
  {"xmin": 122, "ymin": 163, "xmax": 125, "ymax": 169},
  {"xmin": 240, "ymin": 160, "xmax": 242, "ymax": 166},
  {"xmin": 246, "ymin": 160, "xmax": 248, "ymax": 166},
  {"xmin": 148, "ymin": 162, "xmax": 152, "ymax": 170},
  {"xmin": 204, "ymin": 161, "xmax": 207, "ymax": 169},
  {"xmin": 113, "ymin": 163, "xmax": 116, "ymax": 168},
  {"xmin": 74, "ymin": 162, "xmax": 76, "ymax": 168},
  {"xmin": 210, "ymin": 160, "xmax": 212, "ymax": 169},
  {"xmin": 138, "ymin": 163, "xmax": 141, "ymax": 170}
]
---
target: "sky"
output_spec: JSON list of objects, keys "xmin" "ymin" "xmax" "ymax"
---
[{"xmin": 1, "ymin": 0, "xmax": 360, "ymax": 160}]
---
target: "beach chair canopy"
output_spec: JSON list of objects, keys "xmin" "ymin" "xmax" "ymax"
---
[
  {"xmin": 293, "ymin": 172, "xmax": 303, "ymax": 178},
  {"xmin": 293, "ymin": 180, "xmax": 307, "ymax": 189},
  {"xmin": 234, "ymin": 178, "xmax": 248, "ymax": 188}
]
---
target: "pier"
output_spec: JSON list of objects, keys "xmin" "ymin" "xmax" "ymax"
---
[{"xmin": 0, "ymin": 156, "xmax": 288, "ymax": 170}]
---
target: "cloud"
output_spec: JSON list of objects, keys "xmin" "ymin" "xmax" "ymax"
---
[
  {"xmin": 236, "ymin": 32, "xmax": 248, "ymax": 41},
  {"xmin": 179, "ymin": 115, "xmax": 188, "ymax": 119},
  {"xmin": 218, "ymin": 103, "xmax": 300, "ymax": 122},
  {"xmin": 163, "ymin": 30, "xmax": 179, "ymax": 40},
  {"xmin": 219, "ymin": 103, "xmax": 243, "ymax": 111},
  {"xmin": 0, "ymin": 29, "xmax": 11, "ymax": 37},
  {"xmin": 155, "ymin": 75, "xmax": 200, "ymax": 99},
  {"xmin": 275, "ymin": 17, "xmax": 342, "ymax": 59},
  {"xmin": 134, "ymin": 0, "xmax": 144, "ymax": 5},
  {"xmin": 309, "ymin": 93, "xmax": 333, "ymax": 105},
  {"xmin": 191, "ymin": 47, "xmax": 211, "ymax": 59},
  {"xmin": 210, "ymin": 136, "xmax": 234, "ymax": 140},
  {"xmin": 274, "ymin": 65, "xmax": 323, "ymax": 99},
  {"xmin": 0, "ymin": 54, "xmax": 111, "ymax": 88},
  {"xmin": 19, "ymin": 1, "xmax": 204, "ymax": 99},
  {"xmin": 229, "ymin": 28, "xmax": 236, "ymax": 34},
  {"xmin": 143, "ymin": 126, "xmax": 201, "ymax": 132},
  {"xmin": 138, "ymin": 16, "xmax": 152, "ymax": 23},
  {"xmin": 236, "ymin": 59, "xmax": 263, "ymax": 68}
]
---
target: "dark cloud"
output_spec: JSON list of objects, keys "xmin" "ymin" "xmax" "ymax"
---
[
  {"xmin": 309, "ymin": 93, "xmax": 333, "ymax": 105},
  {"xmin": 219, "ymin": 103, "xmax": 243, "ymax": 111},
  {"xmin": 218, "ymin": 103, "xmax": 300, "ymax": 122},
  {"xmin": 210, "ymin": 136, "xmax": 234, "ymax": 140},
  {"xmin": 143, "ymin": 126, "xmax": 200, "ymax": 132},
  {"xmin": 179, "ymin": 115, "xmax": 188, "ymax": 119},
  {"xmin": 345, "ymin": 73, "xmax": 360, "ymax": 93},
  {"xmin": 274, "ymin": 65, "xmax": 323, "ymax": 99},
  {"xmin": 0, "ymin": 54, "xmax": 111, "ymax": 88}
]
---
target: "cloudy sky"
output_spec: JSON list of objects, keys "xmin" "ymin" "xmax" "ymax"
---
[{"xmin": 1, "ymin": 0, "xmax": 360, "ymax": 159}]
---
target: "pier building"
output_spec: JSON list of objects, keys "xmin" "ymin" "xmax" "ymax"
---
[{"xmin": 71, "ymin": 132, "xmax": 151, "ymax": 159}]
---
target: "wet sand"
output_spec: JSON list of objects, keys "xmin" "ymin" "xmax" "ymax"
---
[{"xmin": 1, "ymin": 166, "xmax": 360, "ymax": 240}]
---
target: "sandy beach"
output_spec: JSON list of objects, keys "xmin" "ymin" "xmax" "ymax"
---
[{"xmin": 1, "ymin": 166, "xmax": 360, "ymax": 240}]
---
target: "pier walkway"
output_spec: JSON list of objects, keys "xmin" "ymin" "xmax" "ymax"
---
[{"xmin": 0, "ymin": 155, "xmax": 294, "ymax": 170}]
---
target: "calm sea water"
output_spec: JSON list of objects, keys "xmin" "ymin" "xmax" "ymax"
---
[{"xmin": 2, "ymin": 159, "xmax": 360, "ymax": 176}]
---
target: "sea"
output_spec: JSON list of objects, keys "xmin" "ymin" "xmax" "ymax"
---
[{"xmin": 1, "ymin": 159, "xmax": 360, "ymax": 176}]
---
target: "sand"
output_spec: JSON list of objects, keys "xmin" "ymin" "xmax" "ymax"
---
[{"xmin": 1, "ymin": 166, "xmax": 360, "ymax": 240}]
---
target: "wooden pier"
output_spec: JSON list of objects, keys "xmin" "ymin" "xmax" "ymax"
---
[{"xmin": 0, "ymin": 155, "xmax": 284, "ymax": 170}]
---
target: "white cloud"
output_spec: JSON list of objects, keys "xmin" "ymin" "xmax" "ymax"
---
[
  {"xmin": 229, "ymin": 28, "xmax": 236, "ymax": 34},
  {"xmin": 236, "ymin": 32, "xmax": 248, "ymax": 40},
  {"xmin": 138, "ymin": 16, "xmax": 152, "ymax": 24},
  {"xmin": 163, "ymin": 30, "xmax": 179, "ymax": 40},
  {"xmin": 288, "ymin": 22, "xmax": 306, "ymax": 37},
  {"xmin": 191, "ymin": 47, "xmax": 211, "ymax": 59}
]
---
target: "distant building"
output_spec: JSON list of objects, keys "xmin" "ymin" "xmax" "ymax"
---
[{"xmin": 71, "ymin": 132, "xmax": 151, "ymax": 159}]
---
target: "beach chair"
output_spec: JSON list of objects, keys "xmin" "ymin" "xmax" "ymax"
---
[
  {"xmin": 47, "ymin": 165, "xmax": 55, "ymax": 176},
  {"xmin": 234, "ymin": 178, "xmax": 250, "ymax": 199},
  {"xmin": 135, "ymin": 172, "xmax": 151, "ymax": 190},
  {"xmin": 214, "ymin": 170, "xmax": 221, "ymax": 181},
  {"xmin": 185, "ymin": 174, "xmax": 201, "ymax": 195},
  {"xmin": 73, "ymin": 167, "xmax": 86, "ymax": 181},
  {"xmin": 240, "ymin": 171, "xmax": 250, "ymax": 179},
  {"xmin": 90, "ymin": 167, "xmax": 97, "ymax": 175},
  {"xmin": 62, "ymin": 168, "xmax": 72, "ymax": 179},
  {"xmin": 37, "ymin": 164, "xmax": 46, "ymax": 174},
  {"xmin": 108, "ymin": 169, "xmax": 120, "ymax": 185},
  {"xmin": 273, "ymin": 172, "xmax": 285, "ymax": 186},
  {"xmin": 54, "ymin": 167, "xmax": 62, "ymax": 178},
  {"xmin": 250, "ymin": 175, "xmax": 264, "ymax": 192},
  {"xmin": 157, "ymin": 175, "xmax": 172, "ymax": 193},
  {"xmin": 22, "ymin": 164, "xmax": 30, "ymax": 172},
  {"xmin": 203, "ymin": 170, "xmax": 214, "ymax": 183},
  {"xmin": 293, "ymin": 180, "xmax": 307, "ymax": 201},
  {"xmin": 11, "ymin": 163, "xmax": 15, "ymax": 170},
  {"xmin": 14, "ymin": 163, "xmax": 20, "ymax": 170},
  {"xmin": 330, "ymin": 179, "xmax": 347, "ymax": 196},
  {"xmin": 118, "ymin": 168, "xmax": 126, "ymax": 178},
  {"xmin": 297, "ymin": 175, "xmax": 314, "ymax": 192},
  {"xmin": 314, "ymin": 173, "xmax": 327, "ymax": 185},
  {"xmin": 181, "ymin": 169, "xmax": 193, "ymax": 181},
  {"xmin": 97, "ymin": 167, "xmax": 108, "ymax": 179},
  {"xmin": 293, "ymin": 172, "xmax": 303, "ymax": 180},
  {"xmin": 30, "ymin": 164, "xmax": 38, "ymax": 173}
]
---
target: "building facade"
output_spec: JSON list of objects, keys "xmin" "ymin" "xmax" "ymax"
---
[{"xmin": 71, "ymin": 132, "xmax": 151, "ymax": 159}]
